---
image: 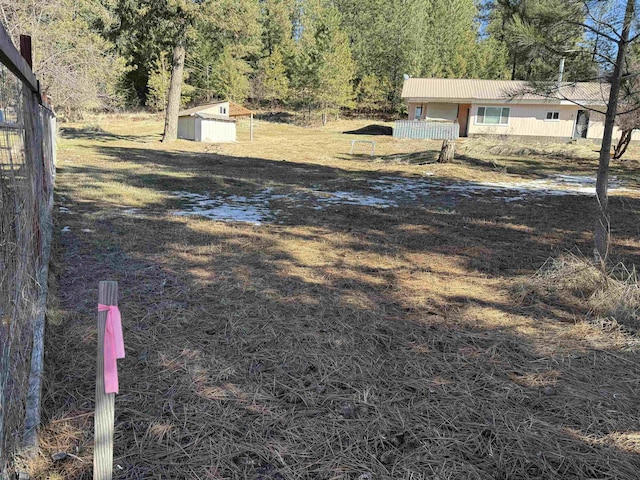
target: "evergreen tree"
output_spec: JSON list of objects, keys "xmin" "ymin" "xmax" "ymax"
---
[
  {"xmin": 357, "ymin": 75, "xmax": 391, "ymax": 113},
  {"xmin": 292, "ymin": 1, "xmax": 356, "ymax": 119},
  {"xmin": 147, "ymin": 52, "xmax": 171, "ymax": 112},
  {"xmin": 260, "ymin": 0, "xmax": 296, "ymax": 57},
  {"xmin": 485, "ymin": 0, "xmax": 597, "ymax": 81},
  {"xmin": 210, "ymin": 47, "xmax": 253, "ymax": 102},
  {"xmin": 259, "ymin": 47, "xmax": 290, "ymax": 107},
  {"xmin": 188, "ymin": 0, "xmax": 261, "ymax": 104},
  {"xmin": 334, "ymin": 0, "xmax": 508, "ymax": 110}
]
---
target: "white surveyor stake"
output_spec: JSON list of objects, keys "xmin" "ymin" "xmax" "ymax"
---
[{"xmin": 94, "ymin": 281, "xmax": 124, "ymax": 480}]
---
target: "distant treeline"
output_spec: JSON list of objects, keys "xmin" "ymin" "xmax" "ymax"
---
[{"xmin": 1, "ymin": 0, "xmax": 610, "ymax": 117}]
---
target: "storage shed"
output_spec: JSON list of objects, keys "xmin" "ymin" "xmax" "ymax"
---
[{"xmin": 178, "ymin": 102, "xmax": 237, "ymax": 143}]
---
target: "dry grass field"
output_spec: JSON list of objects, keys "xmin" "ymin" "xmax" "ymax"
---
[{"xmin": 32, "ymin": 114, "xmax": 640, "ymax": 479}]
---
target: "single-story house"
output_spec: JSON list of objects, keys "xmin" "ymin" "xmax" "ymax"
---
[
  {"xmin": 178, "ymin": 101, "xmax": 237, "ymax": 143},
  {"xmin": 401, "ymin": 78, "xmax": 639, "ymax": 142}
]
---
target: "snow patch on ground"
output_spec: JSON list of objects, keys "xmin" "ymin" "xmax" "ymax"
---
[
  {"xmin": 169, "ymin": 174, "xmax": 636, "ymax": 225},
  {"xmin": 171, "ymin": 188, "xmax": 396, "ymax": 224},
  {"xmin": 310, "ymin": 190, "xmax": 397, "ymax": 209},
  {"xmin": 368, "ymin": 174, "xmax": 634, "ymax": 201},
  {"xmin": 122, "ymin": 208, "xmax": 142, "ymax": 215},
  {"xmin": 171, "ymin": 190, "xmax": 280, "ymax": 225}
]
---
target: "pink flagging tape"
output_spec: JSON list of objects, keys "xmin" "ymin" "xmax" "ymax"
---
[{"xmin": 97, "ymin": 304, "xmax": 125, "ymax": 394}]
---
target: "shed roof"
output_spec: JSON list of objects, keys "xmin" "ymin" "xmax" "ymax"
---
[
  {"xmin": 178, "ymin": 102, "xmax": 227, "ymax": 117},
  {"xmin": 229, "ymin": 102, "xmax": 253, "ymax": 117},
  {"xmin": 178, "ymin": 101, "xmax": 254, "ymax": 118},
  {"xmin": 402, "ymin": 78, "xmax": 609, "ymax": 103},
  {"xmin": 195, "ymin": 113, "xmax": 236, "ymax": 123}
]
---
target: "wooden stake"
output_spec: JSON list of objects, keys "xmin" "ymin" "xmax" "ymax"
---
[
  {"xmin": 94, "ymin": 281, "xmax": 117, "ymax": 480},
  {"xmin": 19, "ymin": 35, "xmax": 32, "ymax": 69}
]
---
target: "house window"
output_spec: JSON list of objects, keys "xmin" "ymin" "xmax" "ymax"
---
[
  {"xmin": 545, "ymin": 111, "xmax": 560, "ymax": 121},
  {"xmin": 220, "ymin": 107, "xmax": 227, "ymax": 114},
  {"xmin": 415, "ymin": 105, "xmax": 423, "ymax": 120},
  {"xmin": 476, "ymin": 106, "xmax": 510, "ymax": 125}
]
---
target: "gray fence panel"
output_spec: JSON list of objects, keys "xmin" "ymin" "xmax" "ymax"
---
[{"xmin": 393, "ymin": 120, "xmax": 459, "ymax": 140}]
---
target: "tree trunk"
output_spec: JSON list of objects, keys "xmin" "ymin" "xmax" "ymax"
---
[
  {"xmin": 613, "ymin": 129, "xmax": 632, "ymax": 160},
  {"xmin": 594, "ymin": 0, "xmax": 635, "ymax": 265},
  {"xmin": 162, "ymin": 42, "xmax": 186, "ymax": 143},
  {"xmin": 438, "ymin": 140, "xmax": 455, "ymax": 163},
  {"xmin": 322, "ymin": 112, "xmax": 327, "ymax": 126}
]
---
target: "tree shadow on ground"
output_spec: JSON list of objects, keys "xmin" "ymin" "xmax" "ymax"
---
[
  {"xmin": 59, "ymin": 143, "xmax": 640, "ymax": 273},
  {"xmin": 345, "ymin": 150, "xmax": 438, "ymax": 164},
  {"xmin": 44, "ymin": 193, "xmax": 640, "ymax": 479},
  {"xmin": 253, "ymin": 112, "xmax": 296, "ymax": 124},
  {"xmin": 454, "ymin": 151, "xmax": 640, "ymax": 185},
  {"xmin": 60, "ymin": 127, "xmax": 161, "ymax": 143},
  {"xmin": 342, "ymin": 125, "xmax": 392, "ymax": 136},
  {"xmin": 41, "ymin": 136, "xmax": 640, "ymax": 479}
]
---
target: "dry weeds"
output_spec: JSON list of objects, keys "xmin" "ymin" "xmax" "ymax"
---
[{"xmin": 517, "ymin": 253, "xmax": 640, "ymax": 331}]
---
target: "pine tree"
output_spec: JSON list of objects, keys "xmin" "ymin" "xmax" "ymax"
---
[
  {"xmin": 259, "ymin": 47, "xmax": 290, "ymax": 108},
  {"xmin": 334, "ymin": 0, "xmax": 508, "ymax": 110},
  {"xmin": 188, "ymin": 0, "xmax": 261, "ymax": 104},
  {"xmin": 147, "ymin": 52, "xmax": 171, "ymax": 112},
  {"xmin": 486, "ymin": 0, "xmax": 596, "ymax": 81},
  {"xmin": 260, "ymin": 0, "xmax": 296, "ymax": 57},
  {"xmin": 210, "ymin": 47, "xmax": 253, "ymax": 102},
  {"xmin": 292, "ymin": 1, "xmax": 356, "ymax": 120},
  {"xmin": 357, "ymin": 75, "xmax": 390, "ymax": 113}
]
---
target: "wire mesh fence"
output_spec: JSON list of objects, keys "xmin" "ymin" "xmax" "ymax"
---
[{"xmin": 0, "ymin": 28, "xmax": 56, "ymax": 475}]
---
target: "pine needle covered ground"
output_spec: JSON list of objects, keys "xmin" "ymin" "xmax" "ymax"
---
[{"xmin": 33, "ymin": 115, "xmax": 640, "ymax": 479}]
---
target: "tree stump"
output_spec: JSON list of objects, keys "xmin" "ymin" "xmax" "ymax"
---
[{"xmin": 438, "ymin": 139, "xmax": 455, "ymax": 163}]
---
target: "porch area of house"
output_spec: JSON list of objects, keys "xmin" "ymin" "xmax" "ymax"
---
[{"xmin": 394, "ymin": 102, "xmax": 469, "ymax": 140}]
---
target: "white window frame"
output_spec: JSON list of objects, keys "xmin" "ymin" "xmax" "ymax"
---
[
  {"xmin": 414, "ymin": 105, "xmax": 423, "ymax": 120},
  {"xmin": 475, "ymin": 106, "xmax": 510, "ymax": 126},
  {"xmin": 220, "ymin": 106, "xmax": 227, "ymax": 114},
  {"xmin": 545, "ymin": 111, "xmax": 560, "ymax": 121}
]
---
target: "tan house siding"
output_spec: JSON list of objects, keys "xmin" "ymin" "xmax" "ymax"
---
[
  {"xmin": 468, "ymin": 104, "xmax": 578, "ymax": 138},
  {"xmin": 181, "ymin": 102, "xmax": 230, "ymax": 118},
  {"xmin": 405, "ymin": 98, "xmax": 640, "ymax": 141},
  {"xmin": 195, "ymin": 102, "xmax": 230, "ymax": 117},
  {"xmin": 577, "ymin": 112, "xmax": 640, "ymax": 141}
]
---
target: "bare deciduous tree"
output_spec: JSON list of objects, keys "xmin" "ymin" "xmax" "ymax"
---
[{"xmin": 0, "ymin": 0, "xmax": 125, "ymax": 118}]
